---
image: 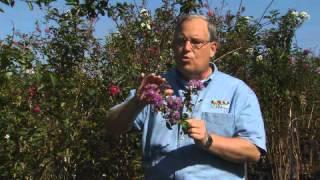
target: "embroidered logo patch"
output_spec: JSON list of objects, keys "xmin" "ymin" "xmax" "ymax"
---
[{"xmin": 211, "ymin": 100, "xmax": 230, "ymax": 109}]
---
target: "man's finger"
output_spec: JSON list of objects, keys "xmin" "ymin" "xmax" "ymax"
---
[
  {"xmin": 186, "ymin": 119, "xmax": 198, "ymax": 127},
  {"xmin": 143, "ymin": 74, "xmax": 164, "ymax": 84},
  {"xmin": 188, "ymin": 128, "xmax": 201, "ymax": 135},
  {"xmin": 164, "ymin": 89, "xmax": 174, "ymax": 96}
]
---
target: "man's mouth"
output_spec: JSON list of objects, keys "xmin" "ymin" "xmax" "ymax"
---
[{"xmin": 181, "ymin": 56, "xmax": 192, "ymax": 62}]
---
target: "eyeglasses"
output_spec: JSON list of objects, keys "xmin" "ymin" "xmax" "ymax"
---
[{"xmin": 174, "ymin": 37, "xmax": 211, "ymax": 49}]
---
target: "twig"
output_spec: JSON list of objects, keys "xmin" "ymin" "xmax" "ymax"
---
[
  {"xmin": 258, "ymin": 0, "xmax": 274, "ymax": 24},
  {"xmin": 233, "ymin": 0, "xmax": 243, "ymax": 30},
  {"xmin": 213, "ymin": 47, "xmax": 243, "ymax": 63},
  {"xmin": 142, "ymin": 0, "xmax": 148, "ymax": 7},
  {"xmin": 219, "ymin": 0, "xmax": 226, "ymax": 14},
  {"xmin": 307, "ymin": 104, "xmax": 314, "ymax": 129},
  {"xmin": 237, "ymin": 0, "xmax": 243, "ymax": 16},
  {"xmin": 10, "ymin": 21, "xmax": 15, "ymax": 42}
]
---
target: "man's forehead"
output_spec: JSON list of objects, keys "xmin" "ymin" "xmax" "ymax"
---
[
  {"xmin": 176, "ymin": 19, "xmax": 209, "ymax": 38},
  {"xmin": 175, "ymin": 33, "xmax": 203, "ymax": 39}
]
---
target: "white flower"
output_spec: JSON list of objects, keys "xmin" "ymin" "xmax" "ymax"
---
[
  {"xmin": 243, "ymin": 16, "xmax": 250, "ymax": 22},
  {"xmin": 141, "ymin": 22, "xmax": 151, "ymax": 30},
  {"xmin": 146, "ymin": 23, "xmax": 151, "ymax": 30},
  {"xmin": 4, "ymin": 134, "xmax": 10, "ymax": 140},
  {"xmin": 102, "ymin": 174, "xmax": 106, "ymax": 177},
  {"xmin": 299, "ymin": 11, "xmax": 310, "ymax": 20},
  {"xmin": 140, "ymin": 22, "xmax": 146, "ymax": 28},
  {"xmin": 256, "ymin": 55, "xmax": 263, "ymax": 62},
  {"xmin": 246, "ymin": 48, "xmax": 254, "ymax": 55},
  {"xmin": 113, "ymin": 31, "xmax": 121, "ymax": 38},
  {"xmin": 243, "ymin": 16, "xmax": 251, "ymax": 21},
  {"xmin": 140, "ymin": 8, "xmax": 149, "ymax": 16},
  {"xmin": 290, "ymin": 11, "xmax": 299, "ymax": 17},
  {"xmin": 232, "ymin": 52, "xmax": 239, "ymax": 56},
  {"xmin": 25, "ymin": 69, "xmax": 35, "ymax": 74}
]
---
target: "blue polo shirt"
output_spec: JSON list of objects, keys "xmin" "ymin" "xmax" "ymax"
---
[{"xmin": 129, "ymin": 64, "xmax": 266, "ymax": 180}]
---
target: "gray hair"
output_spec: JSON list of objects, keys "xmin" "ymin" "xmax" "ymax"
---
[{"xmin": 174, "ymin": 14, "xmax": 218, "ymax": 42}]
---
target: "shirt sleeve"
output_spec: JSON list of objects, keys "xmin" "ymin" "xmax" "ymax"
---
[
  {"xmin": 234, "ymin": 83, "xmax": 267, "ymax": 154},
  {"xmin": 116, "ymin": 89, "xmax": 149, "ymax": 131}
]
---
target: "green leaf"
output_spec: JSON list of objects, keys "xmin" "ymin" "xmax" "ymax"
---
[
  {"xmin": 38, "ymin": 83, "xmax": 45, "ymax": 91},
  {"xmin": 50, "ymin": 74, "xmax": 57, "ymax": 88},
  {"xmin": 27, "ymin": 1, "xmax": 33, "ymax": 10},
  {"xmin": 66, "ymin": 0, "xmax": 78, "ymax": 6},
  {"xmin": 182, "ymin": 113, "xmax": 189, "ymax": 120},
  {"xmin": 166, "ymin": 121, "xmax": 172, "ymax": 129},
  {"xmin": 0, "ymin": 0, "xmax": 11, "ymax": 6},
  {"xmin": 88, "ymin": 88, "xmax": 96, "ymax": 96},
  {"xmin": 181, "ymin": 120, "xmax": 189, "ymax": 134},
  {"xmin": 107, "ymin": 9, "xmax": 113, "ymax": 17}
]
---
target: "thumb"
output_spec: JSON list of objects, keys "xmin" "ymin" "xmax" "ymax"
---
[{"xmin": 136, "ymin": 73, "xmax": 146, "ymax": 98}]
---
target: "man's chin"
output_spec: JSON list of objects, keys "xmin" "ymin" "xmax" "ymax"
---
[
  {"xmin": 177, "ymin": 64, "xmax": 192, "ymax": 72},
  {"xmin": 177, "ymin": 66, "xmax": 197, "ymax": 77}
]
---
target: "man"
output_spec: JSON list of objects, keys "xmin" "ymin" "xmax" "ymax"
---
[{"xmin": 106, "ymin": 14, "xmax": 266, "ymax": 179}]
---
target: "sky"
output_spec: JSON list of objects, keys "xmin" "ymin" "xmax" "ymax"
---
[{"xmin": 0, "ymin": 0, "xmax": 319, "ymax": 53}]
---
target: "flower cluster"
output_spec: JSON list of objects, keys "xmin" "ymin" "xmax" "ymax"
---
[
  {"xmin": 141, "ymin": 83, "xmax": 183, "ymax": 125},
  {"xmin": 141, "ymin": 79, "xmax": 204, "ymax": 130},
  {"xmin": 28, "ymin": 86, "xmax": 37, "ymax": 98},
  {"xmin": 162, "ymin": 96, "xmax": 183, "ymax": 125},
  {"xmin": 246, "ymin": 48, "xmax": 254, "ymax": 55},
  {"xmin": 108, "ymin": 85, "xmax": 121, "ymax": 96},
  {"xmin": 187, "ymin": 80, "xmax": 204, "ymax": 92},
  {"xmin": 142, "ymin": 84, "xmax": 164, "ymax": 109},
  {"xmin": 183, "ymin": 80, "xmax": 204, "ymax": 112},
  {"xmin": 256, "ymin": 55, "xmax": 263, "ymax": 62},
  {"xmin": 139, "ymin": 8, "xmax": 151, "ymax": 30},
  {"xmin": 27, "ymin": 86, "xmax": 41, "ymax": 113},
  {"xmin": 4, "ymin": 134, "xmax": 10, "ymax": 140},
  {"xmin": 140, "ymin": 8, "xmax": 149, "ymax": 17},
  {"xmin": 33, "ymin": 104, "xmax": 41, "ymax": 113},
  {"xmin": 290, "ymin": 10, "xmax": 311, "ymax": 23}
]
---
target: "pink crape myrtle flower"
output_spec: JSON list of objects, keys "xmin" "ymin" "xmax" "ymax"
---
[
  {"xmin": 33, "ymin": 105, "xmax": 41, "ymax": 113},
  {"xmin": 141, "ymin": 79, "xmax": 204, "ymax": 130},
  {"xmin": 108, "ymin": 85, "xmax": 121, "ymax": 96}
]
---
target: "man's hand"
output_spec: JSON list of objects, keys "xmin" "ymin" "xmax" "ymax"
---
[
  {"xmin": 106, "ymin": 73, "xmax": 173, "ymax": 135},
  {"xmin": 186, "ymin": 119, "xmax": 209, "ymax": 147},
  {"xmin": 186, "ymin": 119, "xmax": 261, "ymax": 163},
  {"xmin": 136, "ymin": 73, "xmax": 173, "ymax": 103}
]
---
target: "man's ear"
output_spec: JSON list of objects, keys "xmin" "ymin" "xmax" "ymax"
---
[{"xmin": 209, "ymin": 42, "xmax": 217, "ymax": 58}]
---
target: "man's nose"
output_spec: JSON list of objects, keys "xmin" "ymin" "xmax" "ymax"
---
[{"xmin": 183, "ymin": 40, "xmax": 193, "ymax": 51}]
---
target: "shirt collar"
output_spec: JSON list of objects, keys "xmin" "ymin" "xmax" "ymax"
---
[{"xmin": 174, "ymin": 62, "xmax": 218, "ymax": 89}]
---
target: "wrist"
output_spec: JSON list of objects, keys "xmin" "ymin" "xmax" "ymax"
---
[
  {"xmin": 202, "ymin": 134, "xmax": 213, "ymax": 149},
  {"xmin": 131, "ymin": 95, "xmax": 146, "ymax": 108}
]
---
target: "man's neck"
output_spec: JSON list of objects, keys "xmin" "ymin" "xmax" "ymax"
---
[{"xmin": 180, "ymin": 66, "xmax": 213, "ymax": 81}]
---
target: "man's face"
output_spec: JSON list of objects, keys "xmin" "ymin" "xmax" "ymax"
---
[{"xmin": 173, "ymin": 18, "xmax": 217, "ymax": 79}]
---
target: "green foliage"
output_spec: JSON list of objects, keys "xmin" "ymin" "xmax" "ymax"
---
[
  {"xmin": 0, "ymin": 6, "xmax": 142, "ymax": 179},
  {"xmin": 0, "ymin": 1, "xmax": 319, "ymax": 179}
]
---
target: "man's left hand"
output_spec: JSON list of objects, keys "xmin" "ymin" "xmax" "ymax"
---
[{"xmin": 185, "ymin": 119, "xmax": 209, "ymax": 147}]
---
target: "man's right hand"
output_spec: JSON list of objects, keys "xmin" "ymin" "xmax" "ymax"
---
[
  {"xmin": 106, "ymin": 73, "xmax": 174, "ymax": 135},
  {"xmin": 135, "ymin": 73, "xmax": 173, "ymax": 103}
]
